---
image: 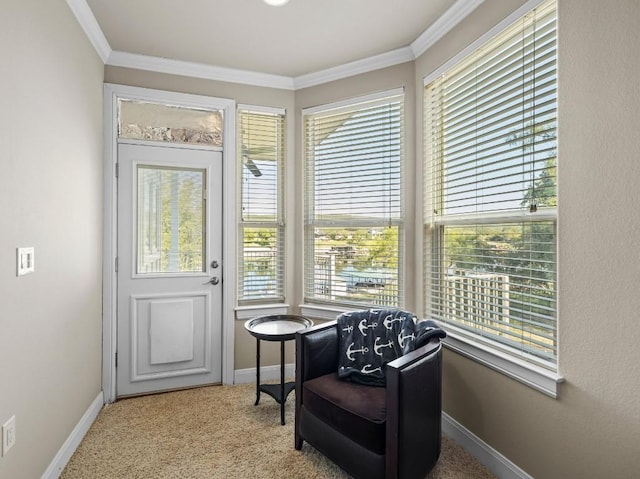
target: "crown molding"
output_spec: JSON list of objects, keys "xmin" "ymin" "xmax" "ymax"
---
[
  {"xmin": 68, "ymin": 0, "xmax": 483, "ymax": 90},
  {"xmin": 422, "ymin": 0, "xmax": 545, "ymax": 86},
  {"xmin": 293, "ymin": 47, "xmax": 414, "ymax": 90},
  {"xmin": 411, "ymin": 0, "xmax": 485, "ymax": 58},
  {"xmin": 64, "ymin": 0, "xmax": 111, "ymax": 62},
  {"xmin": 107, "ymin": 51, "xmax": 296, "ymax": 90}
]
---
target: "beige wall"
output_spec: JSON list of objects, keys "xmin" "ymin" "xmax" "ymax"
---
[
  {"xmin": 0, "ymin": 1, "xmax": 104, "ymax": 478},
  {"xmin": 416, "ymin": 0, "xmax": 640, "ymax": 477}
]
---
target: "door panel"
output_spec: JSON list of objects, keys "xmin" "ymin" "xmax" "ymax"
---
[
  {"xmin": 117, "ymin": 143, "xmax": 223, "ymax": 397},
  {"xmin": 148, "ymin": 298, "xmax": 195, "ymax": 365}
]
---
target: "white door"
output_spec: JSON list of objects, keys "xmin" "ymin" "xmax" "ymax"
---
[{"xmin": 116, "ymin": 142, "xmax": 223, "ymax": 397}]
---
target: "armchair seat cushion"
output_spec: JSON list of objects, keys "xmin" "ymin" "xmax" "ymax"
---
[{"xmin": 302, "ymin": 372, "xmax": 386, "ymax": 454}]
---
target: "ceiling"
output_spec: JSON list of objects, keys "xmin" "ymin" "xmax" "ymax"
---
[{"xmin": 77, "ymin": 0, "xmax": 481, "ymax": 88}]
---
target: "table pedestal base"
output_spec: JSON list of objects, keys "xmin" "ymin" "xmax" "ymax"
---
[{"xmin": 254, "ymin": 338, "xmax": 293, "ymax": 425}]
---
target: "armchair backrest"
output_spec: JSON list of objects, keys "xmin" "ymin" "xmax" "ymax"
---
[{"xmin": 296, "ymin": 321, "xmax": 339, "ymax": 382}]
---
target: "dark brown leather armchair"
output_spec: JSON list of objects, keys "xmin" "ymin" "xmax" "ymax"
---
[{"xmin": 295, "ymin": 320, "xmax": 443, "ymax": 479}]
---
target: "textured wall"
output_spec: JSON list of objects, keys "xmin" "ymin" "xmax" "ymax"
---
[
  {"xmin": 0, "ymin": 1, "xmax": 104, "ymax": 478},
  {"xmin": 416, "ymin": 0, "xmax": 640, "ymax": 477}
]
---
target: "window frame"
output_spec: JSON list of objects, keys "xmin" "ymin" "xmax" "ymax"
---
[
  {"xmin": 237, "ymin": 105, "xmax": 286, "ymax": 304},
  {"xmin": 302, "ymin": 88, "xmax": 405, "ymax": 310},
  {"xmin": 423, "ymin": 0, "xmax": 563, "ymax": 397}
]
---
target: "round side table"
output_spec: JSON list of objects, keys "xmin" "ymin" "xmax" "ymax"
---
[{"xmin": 244, "ymin": 314, "xmax": 313, "ymax": 425}]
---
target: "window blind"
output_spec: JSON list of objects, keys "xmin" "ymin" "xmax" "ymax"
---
[
  {"xmin": 238, "ymin": 107, "xmax": 285, "ymax": 302},
  {"xmin": 304, "ymin": 91, "xmax": 404, "ymax": 308},
  {"xmin": 425, "ymin": 0, "xmax": 557, "ymax": 366}
]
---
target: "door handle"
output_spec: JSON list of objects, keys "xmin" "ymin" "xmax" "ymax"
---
[{"xmin": 203, "ymin": 277, "xmax": 220, "ymax": 285}]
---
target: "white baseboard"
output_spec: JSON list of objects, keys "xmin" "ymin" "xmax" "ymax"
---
[
  {"xmin": 442, "ymin": 412, "xmax": 533, "ymax": 479},
  {"xmin": 234, "ymin": 363, "xmax": 295, "ymax": 384},
  {"xmin": 41, "ymin": 391, "xmax": 104, "ymax": 479}
]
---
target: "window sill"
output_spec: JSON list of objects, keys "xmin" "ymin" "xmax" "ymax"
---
[
  {"xmin": 235, "ymin": 303, "xmax": 290, "ymax": 320},
  {"xmin": 298, "ymin": 305, "xmax": 563, "ymax": 398},
  {"xmin": 442, "ymin": 325, "xmax": 563, "ymax": 398},
  {"xmin": 299, "ymin": 303, "xmax": 358, "ymax": 321}
]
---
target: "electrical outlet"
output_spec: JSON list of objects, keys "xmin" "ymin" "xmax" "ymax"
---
[{"xmin": 2, "ymin": 416, "xmax": 16, "ymax": 456}]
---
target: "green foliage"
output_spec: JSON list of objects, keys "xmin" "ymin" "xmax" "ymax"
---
[
  {"xmin": 443, "ymin": 118, "xmax": 559, "ymax": 332},
  {"xmin": 313, "ymin": 227, "xmax": 399, "ymax": 272},
  {"xmin": 242, "ymin": 227, "xmax": 277, "ymax": 277},
  {"xmin": 244, "ymin": 228, "xmax": 276, "ymax": 248},
  {"xmin": 506, "ymin": 122, "xmax": 557, "ymax": 209},
  {"xmin": 352, "ymin": 227, "xmax": 399, "ymax": 270},
  {"xmin": 160, "ymin": 171, "xmax": 204, "ymax": 272}
]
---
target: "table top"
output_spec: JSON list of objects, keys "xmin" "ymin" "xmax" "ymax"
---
[{"xmin": 244, "ymin": 314, "xmax": 314, "ymax": 341}]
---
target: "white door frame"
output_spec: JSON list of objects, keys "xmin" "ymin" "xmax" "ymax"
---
[{"xmin": 102, "ymin": 83, "xmax": 237, "ymax": 403}]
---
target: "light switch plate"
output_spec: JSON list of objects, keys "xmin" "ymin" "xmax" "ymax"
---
[{"xmin": 16, "ymin": 247, "xmax": 35, "ymax": 276}]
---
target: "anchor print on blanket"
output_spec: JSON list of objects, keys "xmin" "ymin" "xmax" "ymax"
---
[
  {"xmin": 361, "ymin": 364, "xmax": 383, "ymax": 375},
  {"xmin": 338, "ymin": 311, "xmax": 447, "ymax": 386},
  {"xmin": 374, "ymin": 337, "xmax": 394, "ymax": 357},
  {"xmin": 398, "ymin": 331, "xmax": 415, "ymax": 349},
  {"xmin": 383, "ymin": 314, "xmax": 403, "ymax": 329},
  {"xmin": 338, "ymin": 309, "xmax": 421, "ymax": 386},
  {"xmin": 346, "ymin": 342, "xmax": 369, "ymax": 361},
  {"xmin": 358, "ymin": 319, "xmax": 377, "ymax": 336}
]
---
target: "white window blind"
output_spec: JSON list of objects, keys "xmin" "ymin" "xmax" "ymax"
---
[
  {"xmin": 238, "ymin": 106, "xmax": 285, "ymax": 302},
  {"xmin": 304, "ymin": 90, "xmax": 404, "ymax": 308},
  {"xmin": 424, "ymin": 0, "xmax": 557, "ymax": 367}
]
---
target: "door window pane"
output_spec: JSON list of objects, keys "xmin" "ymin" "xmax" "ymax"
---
[
  {"xmin": 119, "ymin": 99, "xmax": 223, "ymax": 146},
  {"xmin": 137, "ymin": 166, "xmax": 206, "ymax": 274}
]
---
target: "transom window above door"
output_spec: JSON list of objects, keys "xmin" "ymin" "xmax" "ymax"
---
[{"xmin": 118, "ymin": 99, "xmax": 224, "ymax": 146}]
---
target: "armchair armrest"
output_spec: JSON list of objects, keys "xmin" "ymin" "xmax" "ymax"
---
[
  {"xmin": 385, "ymin": 337, "xmax": 443, "ymax": 479},
  {"xmin": 387, "ymin": 336, "xmax": 442, "ymax": 371}
]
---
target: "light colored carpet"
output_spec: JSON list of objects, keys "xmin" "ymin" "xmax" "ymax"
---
[{"xmin": 61, "ymin": 383, "xmax": 496, "ymax": 478}]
